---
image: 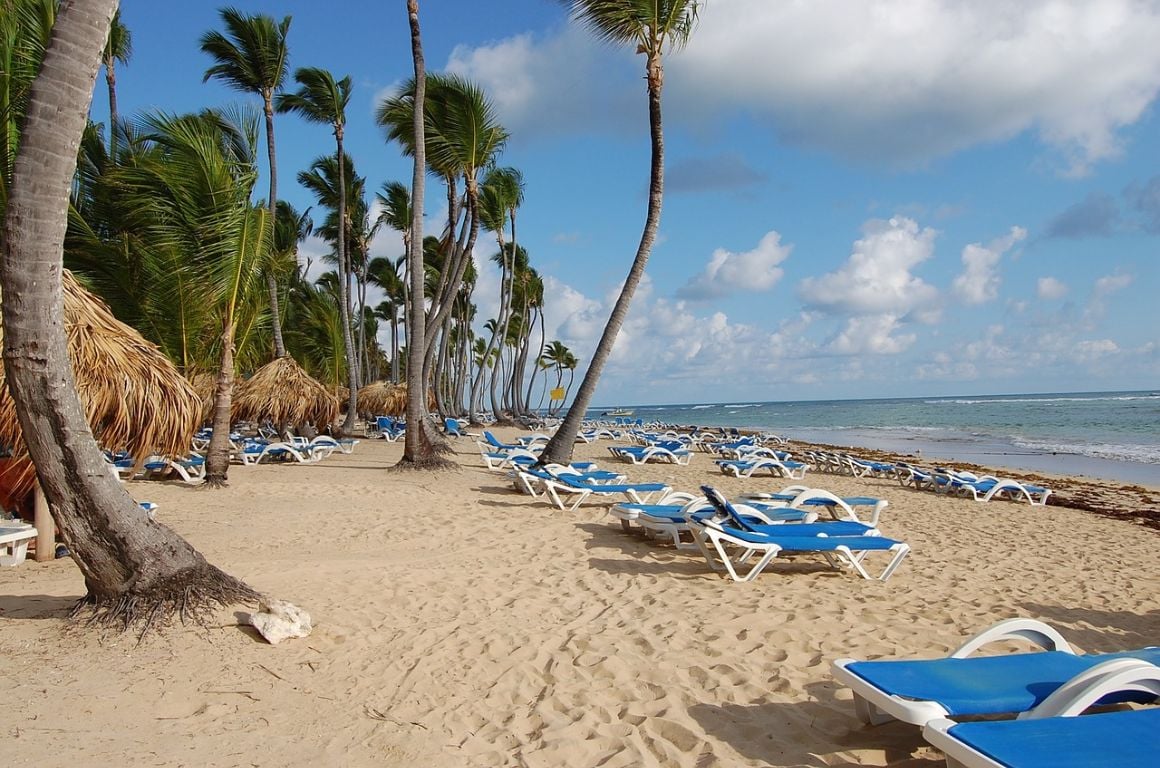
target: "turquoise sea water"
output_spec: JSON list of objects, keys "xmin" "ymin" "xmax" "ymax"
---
[{"xmin": 590, "ymin": 391, "xmax": 1160, "ymax": 486}]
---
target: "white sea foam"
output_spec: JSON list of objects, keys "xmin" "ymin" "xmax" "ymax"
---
[
  {"xmin": 1012, "ymin": 437, "xmax": 1160, "ymax": 465},
  {"xmin": 691, "ymin": 404, "xmax": 714, "ymax": 410},
  {"xmin": 924, "ymin": 393, "xmax": 1159, "ymax": 406}
]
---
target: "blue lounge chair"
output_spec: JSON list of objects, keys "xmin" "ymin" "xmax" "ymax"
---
[
  {"xmin": 537, "ymin": 471, "xmax": 671, "ymax": 511},
  {"xmin": 716, "ymin": 456, "xmax": 808, "ymax": 480},
  {"xmin": 832, "ymin": 618, "xmax": 1160, "ymax": 726},
  {"xmin": 922, "ymin": 660, "xmax": 1160, "ymax": 767},
  {"xmin": 925, "ymin": 707, "xmax": 1160, "ymax": 768},
  {"xmin": 689, "ymin": 486, "xmax": 910, "ymax": 582},
  {"xmin": 611, "ymin": 495, "xmax": 816, "ymax": 549}
]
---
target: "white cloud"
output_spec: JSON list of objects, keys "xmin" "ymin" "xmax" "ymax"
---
[
  {"xmin": 798, "ymin": 216, "xmax": 939, "ymax": 316},
  {"xmin": 1084, "ymin": 271, "xmax": 1134, "ymax": 325},
  {"xmin": 827, "ymin": 314, "xmax": 916, "ymax": 355},
  {"xmin": 444, "ymin": 29, "xmax": 640, "ymax": 141},
  {"xmin": 952, "ymin": 226, "xmax": 1027, "ymax": 305},
  {"xmin": 677, "ymin": 230, "xmax": 792, "ymax": 300},
  {"xmin": 449, "ymin": 1, "xmax": 1160, "ymax": 170},
  {"xmin": 1037, "ymin": 276, "xmax": 1069, "ymax": 300}
]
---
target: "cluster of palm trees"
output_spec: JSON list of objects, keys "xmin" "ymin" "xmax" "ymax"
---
[
  {"xmin": 51, "ymin": 4, "xmax": 584, "ymax": 438},
  {"xmin": 0, "ymin": 0, "xmax": 698, "ymax": 626}
]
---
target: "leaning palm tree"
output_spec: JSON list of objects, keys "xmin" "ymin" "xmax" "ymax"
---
[
  {"xmin": 1, "ymin": 0, "xmax": 258, "ymax": 631},
  {"xmin": 536, "ymin": 0, "xmax": 700, "ymax": 464},
  {"xmin": 276, "ymin": 66, "xmax": 360, "ymax": 433},
  {"xmin": 200, "ymin": 7, "xmax": 292, "ymax": 358},
  {"xmin": 100, "ymin": 9, "xmax": 130, "ymax": 157}
]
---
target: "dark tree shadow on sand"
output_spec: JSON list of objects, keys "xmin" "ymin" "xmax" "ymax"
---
[{"xmin": 0, "ymin": 594, "xmax": 78, "ymax": 620}]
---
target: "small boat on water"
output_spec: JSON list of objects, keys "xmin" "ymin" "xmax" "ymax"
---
[{"xmin": 602, "ymin": 408, "xmax": 634, "ymax": 417}]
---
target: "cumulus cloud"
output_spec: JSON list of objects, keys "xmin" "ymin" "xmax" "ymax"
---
[
  {"xmin": 448, "ymin": 1, "xmax": 1160, "ymax": 170},
  {"xmin": 1037, "ymin": 276, "xmax": 1069, "ymax": 300},
  {"xmin": 676, "ymin": 230, "xmax": 792, "ymax": 300},
  {"xmin": 952, "ymin": 226, "xmax": 1027, "ymax": 305},
  {"xmin": 1044, "ymin": 192, "xmax": 1120, "ymax": 238},
  {"xmin": 797, "ymin": 216, "xmax": 939, "ymax": 316},
  {"xmin": 827, "ymin": 314, "xmax": 916, "ymax": 355},
  {"xmin": 444, "ymin": 29, "xmax": 640, "ymax": 141},
  {"xmin": 670, "ymin": 0, "xmax": 1160, "ymax": 172}
]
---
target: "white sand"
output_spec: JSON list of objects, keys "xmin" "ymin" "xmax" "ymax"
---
[{"xmin": 2, "ymin": 429, "xmax": 1158, "ymax": 766}]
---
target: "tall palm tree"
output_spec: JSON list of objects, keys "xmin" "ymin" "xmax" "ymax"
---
[
  {"xmin": 276, "ymin": 66, "xmax": 359, "ymax": 433},
  {"xmin": 200, "ymin": 7, "xmax": 292, "ymax": 358},
  {"xmin": 367, "ymin": 255, "xmax": 406, "ymax": 381},
  {"xmin": 537, "ymin": 0, "xmax": 700, "ymax": 464},
  {"xmin": 399, "ymin": 0, "xmax": 439, "ymax": 465},
  {"xmin": 100, "ymin": 9, "xmax": 130, "ymax": 157},
  {"xmin": 2, "ymin": 0, "xmax": 257, "ymax": 629}
]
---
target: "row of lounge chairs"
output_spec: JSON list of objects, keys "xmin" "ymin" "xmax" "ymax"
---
[{"xmin": 831, "ymin": 617, "xmax": 1160, "ymax": 767}]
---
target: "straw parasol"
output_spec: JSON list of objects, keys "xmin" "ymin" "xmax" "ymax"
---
[
  {"xmin": 356, "ymin": 381, "xmax": 434, "ymax": 418},
  {"xmin": 0, "ymin": 271, "xmax": 202, "ymax": 510},
  {"xmin": 231, "ymin": 356, "xmax": 339, "ymax": 430},
  {"xmin": 186, "ymin": 370, "xmax": 217, "ymax": 425}
]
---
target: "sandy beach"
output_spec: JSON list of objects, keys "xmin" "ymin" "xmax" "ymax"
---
[{"xmin": 2, "ymin": 428, "xmax": 1158, "ymax": 767}]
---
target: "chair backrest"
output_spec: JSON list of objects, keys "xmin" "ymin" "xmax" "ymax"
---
[
  {"xmin": 700, "ymin": 485, "xmax": 758, "ymax": 532},
  {"xmin": 444, "ymin": 417, "xmax": 462, "ymax": 436},
  {"xmin": 483, "ymin": 430, "xmax": 504, "ymax": 448}
]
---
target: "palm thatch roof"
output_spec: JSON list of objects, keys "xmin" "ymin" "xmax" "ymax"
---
[
  {"xmin": 186, "ymin": 371, "xmax": 218, "ymax": 424},
  {"xmin": 356, "ymin": 381, "xmax": 434, "ymax": 418},
  {"xmin": 231, "ymin": 356, "xmax": 339, "ymax": 429},
  {"xmin": 0, "ymin": 271, "xmax": 202, "ymax": 509}
]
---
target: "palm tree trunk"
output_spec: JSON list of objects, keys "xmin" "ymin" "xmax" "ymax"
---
[
  {"xmin": 524, "ymin": 305, "xmax": 546, "ymax": 412},
  {"xmin": 104, "ymin": 58, "xmax": 118, "ymax": 157},
  {"xmin": 335, "ymin": 132, "xmax": 359, "ymax": 434},
  {"xmin": 263, "ymin": 94, "xmax": 287, "ymax": 358},
  {"xmin": 205, "ymin": 322, "xmax": 236, "ymax": 486},
  {"xmin": 1, "ymin": 0, "xmax": 256, "ymax": 627},
  {"xmin": 537, "ymin": 51, "xmax": 666, "ymax": 465},
  {"xmin": 399, "ymin": 0, "xmax": 445, "ymax": 466}
]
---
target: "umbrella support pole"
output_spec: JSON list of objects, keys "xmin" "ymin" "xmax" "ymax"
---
[{"xmin": 34, "ymin": 484, "xmax": 54, "ymax": 562}]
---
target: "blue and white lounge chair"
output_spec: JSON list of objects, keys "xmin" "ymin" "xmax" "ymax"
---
[
  {"xmin": 537, "ymin": 471, "xmax": 672, "ymax": 511},
  {"xmin": 716, "ymin": 456, "xmax": 808, "ymax": 480},
  {"xmin": 922, "ymin": 661, "xmax": 1160, "ymax": 767},
  {"xmin": 608, "ymin": 443, "xmax": 692, "ymax": 466},
  {"xmin": 689, "ymin": 486, "xmax": 910, "ymax": 582},
  {"xmin": 611, "ymin": 494, "xmax": 816, "ymax": 549},
  {"xmin": 831, "ymin": 617, "xmax": 1160, "ymax": 726},
  {"xmin": 741, "ymin": 487, "xmax": 890, "ymax": 527}
]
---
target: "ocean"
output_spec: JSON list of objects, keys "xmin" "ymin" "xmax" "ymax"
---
[{"xmin": 590, "ymin": 390, "xmax": 1160, "ymax": 486}]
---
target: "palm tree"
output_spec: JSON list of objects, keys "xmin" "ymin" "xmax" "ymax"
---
[
  {"xmin": 276, "ymin": 66, "xmax": 359, "ymax": 433},
  {"xmin": 126, "ymin": 109, "xmax": 271, "ymax": 485},
  {"xmin": 100, "ymin": 9, "xmax": 130, "ymax": 157},
  {"xmin": 367, "ymin": 255, "xmax": 406, "ymax": 381},
  {"xmin": 537, "ymin": 0, "xmax": 700, "ymax": 464},
  {"xmin": 200, "ymin": 7, "xmax": 292, "ymax": 357},
  {"xmin": 399, "ymin": 0, "xmax": 439, "ymax": 466},
  {"xmin": 1, "ymin": 0, "xmax": 257, "ymax": 629}
]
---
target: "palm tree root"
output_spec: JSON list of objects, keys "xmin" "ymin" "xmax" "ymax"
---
[
  {"xmin": 390, "ymin": 456, "xmax": 458, "ymax": 471},
  {"xmin": 69, "ymin": 564, "xmax": 260, "ymax": 640}
]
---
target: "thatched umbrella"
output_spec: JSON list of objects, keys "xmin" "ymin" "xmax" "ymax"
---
[
  {"xmin": 231, "ymin": 356, "xmax": 339, "ymax": 431},
  {"xmin": 186, "ymin": 370, "xmax": 218, "ymax": 425},
  {"xmin": 0, "ymin": 271, "xmax": 202, "ymax": 510},
  {"xmin": 356, "ymin": 381, "xmax": 435, "ymax": 418}
]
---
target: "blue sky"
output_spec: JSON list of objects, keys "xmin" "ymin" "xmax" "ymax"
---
[{"xmin": 93, "ymin": 0, "xmax": 1160, "ymax": 405}]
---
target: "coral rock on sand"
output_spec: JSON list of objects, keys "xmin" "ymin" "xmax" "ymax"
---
[{"xmin": 244, "ymin": 599, "xmax": 312, "ymax": 645}]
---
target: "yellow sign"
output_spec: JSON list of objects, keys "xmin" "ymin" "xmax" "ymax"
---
[{"xmin": 549, "ymin": 388, "xmax": 565, "ymax": 401}]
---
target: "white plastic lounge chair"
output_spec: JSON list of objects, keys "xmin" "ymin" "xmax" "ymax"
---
[
  {"xmin": 923, "ymin": 661, "xmax": 1160, "ymax": 768},
  {"xmin": 946, "ymin": 475, "xmax": 1052, "ymax": 506},
  {"xmin": 608, "ymin": 444, "xmax": 692, "ymax": 466},
  {"xmin": 716, "ymin": 456, "xmax": 808, "ymax": 480},
  {"xmin": 612, "ymin": 495, "xmax": 817, "ymax": 550},
  {"xmin": 1, "ymin": 523, "xmax": 38, "ymax": 566},
  {"xmin": 740, "ymin": 488, "xmax": 890, "ymax": 527},
  {"xmin": 831, "ymin": 617, "xmax": 1160, "ymax": 727},
  {"xmin": 142, "ymin": 454, "xmax": 206, "ymax": 484},
  {"xmin": 538, "ymin": 472, "xmax": 672, "ymax": 511},
  {"xmin": 689, "ymin": 486, "xmax": 909, "ymax": 583}
]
